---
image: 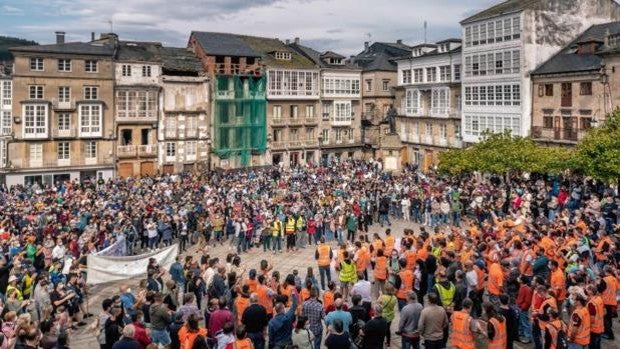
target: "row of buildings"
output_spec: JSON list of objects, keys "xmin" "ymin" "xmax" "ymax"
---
[{"xmin": 2, "ymin": 0, "xmax": 620, "ymax": 185}]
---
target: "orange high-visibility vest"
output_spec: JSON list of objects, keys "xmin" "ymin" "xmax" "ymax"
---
[
  {"xmin": 588, "ymin": 295, "xmax": 604, "ymax": 334},
  {"xmin": 396, "ymin": 270, "xmax": 413, "ymax": 299},
  {"xmin": 450, "ymin": 311, "xmax": 475, "ymax": 349},
  {"xmin": 488, "ymin": 318, "xmax": 507, "ymax": 349},
  {"xmin": 323, "ymin": 290, "xmax": 334, "ymax": 310},
  {"xmin": 233, "ymin": 338, "xmax": 253, "ymax": 349},
  {"xmin": 374, "ymin": 256, "xmax": 388, "ymax": 281},
  {"xmin": 245, "ymin": 278, "xmax": 258, "ymax": 294},
  {"xmin": 385, "ymin": 236, "xmax": 395, "ymax": 253},
  {"xmin": 317, "ymin": 244, "xmax": 331, "ymax": 266},
  {"xmin": 256, "ymin": 284, "xmax": 273, "ymax": 315},
  {"xmin": 405, "ymin": 250, "xmax": 417, "ymax": 270},
  {"xmin": 487, "ymin": 262, "xmax": 503, "ymax": 296},
  {"xmin": 234, "ymin": 296, "xmax": 250, "ymax": 324},
  {"xmin": 545, "ymin": 319, "xmax": 565, "ymax": 349},
  {"xmin": 550, "ymin": 269, "xmax": 566, "ymax": 301},
  {"xmin": 519, "ymin": 250, "xmax": 534, "ymax": 276},
  {"xmin": 568, "ymin": 307, "xmax": 590, "ymax": 346},
  {"xmin": 536, "ymin": 297, "xmax": 558, "ymax": 330},
  {"xmin": 602, "ymin": 275, "xmax": 618, "ymax": 306},
  {"xmin": 474, "ymin": 265, "xmax": 486, "ymax": 291}
]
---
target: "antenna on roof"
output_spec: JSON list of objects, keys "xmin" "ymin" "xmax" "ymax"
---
[
  {"xmin": 424, "ymin": 21, "xmax": 427, "ymax": 44},
  {"xmin": 108, "ymin": 20, "xmax": 113, "ymax": 33}
]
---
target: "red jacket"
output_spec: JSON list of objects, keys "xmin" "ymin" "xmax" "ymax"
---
[
  {"xmin": 516, "ymin": 284, "xmax": 533, "ymax": 311},
  {"xmin": 132, "ymin": 321, "xmax": 152, "ymax": 349}
]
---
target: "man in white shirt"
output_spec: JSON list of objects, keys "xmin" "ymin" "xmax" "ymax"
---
[
  {"xmin": 401, "ymin": 197, "xmax": 411, "ymax": 221},
  {"xmin": 52, "ymin": 239, "xmax": 66, "ymax": 261},
  {"xmin": 464, "ymin": 261, "xmax": 478, "ymax": 295},
  {"xmin": 351, "ymin": 272, "xmax": 372, "ymax": 311}
]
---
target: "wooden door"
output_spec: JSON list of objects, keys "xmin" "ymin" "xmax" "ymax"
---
[
  {"xmin": 561, "ymin": 83, "xmax": 572, "ymax": 107},
  {"xmin": 162, "ymin": 164, "xmax": 174, "ymax": 174},
  {"xmin": 554, "ymin": 116, "xmax": 561, "ymax": 140},
  {"xmin": 140, "ymin": 162, "xmax": 156, "ymax": 176},
  {"xmin": 118, "ymin": 163, "xmax": 134, "ymax": 178}
]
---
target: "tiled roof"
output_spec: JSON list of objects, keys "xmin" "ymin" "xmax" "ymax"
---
[
  {"xmin": 288, "ymin": 43, "xmax": 359, "ymax": 70},
  {"xmin": 117, "ymin": 41, "xmax": 163, "ymax": 62},
  {"xmin": 159, "ymin": 47, "xmax": 203, "ymax": 74},
  {"xmin": 10, "ymin": 42, "xmax": 114, "ymax": 56},
  {"xmin": 190, "ymin": 31, "xmax": 261, "ymax": 57},
  {"xmin": 237, "ymin": 35, "xmax": 316, "ymax": 69},
  {"xmin": 391, "ymin": 46, "xmax": 461, "ymax": 61},
  {"xmin": 353, "ymin": 42, "xmax": 413, "ymax": 72},
  {"xmin": 461, "ymin": 0, "xmax": 538, "ymax": 24},
  {"xmin": 532, "ymin": 21, "xmax": 620, "ymax": 75}
]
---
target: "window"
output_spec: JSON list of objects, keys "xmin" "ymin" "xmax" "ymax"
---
[
  {"xmin": 1, "ymin": 111, "xmax": 11, "ymax": 135},
  {"xmin": 402, "ymin": 70, "xmax": 412, "ymax": 84},
  {"xmin": 465, "ymin": 87, "xmax": 472, "ymax": 105},
  {"xmin": 86, "ymin": 141, "xmax": 97, "ymax": 158},
  {"xmin": 465, "ymin": 27, "xmax": 472, "ymax": 47},
  {"xmin": 543, "ymin": 116, "xmax": 554, "ymax": 129},
  {"xmin": 85, "ymin": 60, "xmax": 98, "ymax": 73},
  {"xmin": 472, "ymin": 55, "xmax": 479, "ymax": 76},
  {"xmin": 273, "ymin": 105, "xmax": 282, "ymax": 119},
  {"xmin": 186, "ymin": 141, "xmax": 197, "ymax": 158},
  {"xmin": 426, "ymin": 67, "xmax": 436, "ymax": 82},
  {"xmin": 30, "ymin": 58, "xmax": 43, "ymax": 71},
  {"xmin": 439, "ymin": 123, "xmax": 447, "ymax": 139},
  {"xmin": 382, "ymin": 80, "xmax": 389, "ymax": 91},
  {"xmin": 439, "ymin": 66, "xmax": 451, "ymax": 82},
  {"xmin": 57, "ymin": 142, "xmax": 70, "ymax": 160},
  {"xmin": 479, "ymin": 23, "xmax": 487, "ymax": 45},
  {"xmin": 329, "ymin": 58, "xmax": 343, "ymax": 65},
  {"xmin": 454, "ymin": 65, "xmax": 461, "ymax": 81},
  {"xmin": 58, "ymin": 87, "xmax": 70, "ymax": 102},
  {"xmin": 322, "ymin": 102, "xmax": 331, "ymax": 120},
  {"xmin": 333, "ymin": 101, "xmax": 352, "ymax": 124},
  {"xmin": 142, "ymin": 66, "xmax": 151, "ymax": 77},
  {"xmin": 580, "ymin": 82, "xmax": 592, "ymax": 95},
  {"xmin": 405, "ymin": 89, "xmax": 420, "ymax": 115},
  {"xmin": 479, "ymin": 54, "xmax": 487, "ymax": 76},
  {"xmin": 512, "ymin": 50, "xmax": 520, "ymax": 74},
  {"xmin": 321, "ymin": 129, "xmax": 329, "ymax": 143},
  {"xmin": 544, "ymin": 84, "xmax": 554, "ymax": 96},
  {"xmin": 2, "ymin": 81, "xmax": 11, "ymax": 106},
  {"xmin": 58, "ymin": 59, "xmax": 71, "ymax": 72},
  {"xmin": 512, "ymin": 17, "xmax": 521, "ymax": 39},
  {"xmin": 29, "ymin": 85, "xmax": 44, "ymax": 99},
  {"xmin": 495, "ymin": 20, "xmax": 503, "ymax": 42},
  {"xmin": 479, "ymin": 86, "xmax": 487, "ymax": 105},
  {"xmin": 29, "ymin": 144, "xmax": 42, "ymax": 163},
  {"xmin": 503, "ymin": 51, "xmax": 512, "ymax": 74},
  {"xmin": 472, "ymin": 24, "xmax": 479, "ymax": 46},
  {"xmin": 581, "ymin": 117, "xmax": 593, "ymax": 129},
  {"xmin": 335, "ymin": 129, "xmax": 343, "ymax": 143},
  {"xmin": 186, "ymin": 117, "xmax": 198, "ymax": 137},
  {"xmin": 23, "ymin": 105, "xmax": 47, "ymax": 137},
  {"xmin": 425, "ymin": 122, "xmax": 433, "ymax": 137},
  {"xmin": 116, "ymin": 90, "xmax": 157, "ymax": 118},
  {"xmin": 413, "ymin": 69, "xmax": 423, "ymax": 83},
  {"xmin": 274, "ymin": 52, "xmax": 292, "ymax": 60},
  {"xmin": 495, "ymin": 52, "xmax": 503, "ymax": 74},
  {"xmin": 431, "ymin": 88, "xmax": 449, "ymax": 115},
  {"xmin": 365, "ymin": 80, "xmax": 372, "ymax": 92},
  {"xmin": 348, "ymin": 127, "xmax": 354, "ymax": 142},
  {"xmin": 504, "ymin": 18, "xmax": 512, "ymax": 40},
  {"xmin": 488, "ymin": 22, "xmax": 495, "ymax": 44},
  {"xmin": 305, "ymin": 105, "xmax": 314, "ymax": 118},
  {"xmin": 561, "ymin": 82, "xmax": 572, "ymax": 107},
  {"xmin": 306, "ymin": 127, "xmax": 315, "ymax": 140},
  {"xmin": 58, "ymin": 113, "xmax": 70, "ymax": 131},
  {"xmin": 512, "ymin": 84, "xmax": 520, "ymax": 105},
  {"xmin": 321, "ymin": 77, "xmax": 360, "ymax": 95},
  {"xmin": 79, "ymin": 104, "xmax": 102, "ymax": 137},
  {"xmin": 122, "ymin": 65, "xmax": 132, "ymax": 77},
  {"xmin": 84, "ymin": 86, "xmax": 98, "ymax": 100},
  {"xmin": 165, "ymin": 117, "xmax": 177, "ymax": 138},
  {"xmin": 290, "ymin": 105, "xmax": 298, "ymax": 118},
  {"xmin": 465, "ymin": 56, "xmax": 472, "ymax": 77},
  {"xmin": 166, "ymin": 142, "xmax": 176, "ymax": 157}
]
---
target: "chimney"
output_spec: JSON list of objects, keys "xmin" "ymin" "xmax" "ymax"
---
[
  {"xmin": 91, "ymin": 32, "xmax": 95, "ymax": 41},
  {"xmin": 55, "ymin": 31, "xmax": 65, "ymax": 44},
  {"xmin": 294, "ymin": 37, "xmax": 300, "ymax": 44},
  {"xmin": 364, "ymin": 41, "xmax": 369, "ymax": 49},
  {"xmin": 396, "ymin": 39, "xmax": 403, "ymax": 45},
  {"xmin": 285, "ymin": 39, "xmax": 290, "ymax": 45}
]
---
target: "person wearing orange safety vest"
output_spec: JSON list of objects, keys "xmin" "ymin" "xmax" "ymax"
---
[
  {"xmin": 234, "ymin": 285, "xmax": 251, "ymax": 326},
  {"xmin": 600, "ymin": 266, "xmax": 617, "ymax": 340},
  {"xmin": 232, "ymin": 325, "xmax": 255, "ymax": 349},
  {"xmin": 384, "ymin": 229, "xmax": 395, "ymax": 254},
  {"xmin": 372, "ymin": 249, "xmax": 388, "ymax": 295},
  {"xmin": 395, "ymin": 258, "xmax": 413, "ymax": 312},
  {"xmin": 314, "ymin": 237, "xmax": 333, "ymax": 290},
  {"xmin": 487, "ymin": 260, "xmax": 507, "ymax": 306},
  {"xmin": 549, "ymin": 260, "xmax": 566, "ymax": 310},
  {"xmin": 586, "ymin": 284, "xmax": 604, "ymax": 349},
  {"xmin": 449, "ymin": 298, "xmax": 478, "ymax": 349},
  {"xmin": 568, "ymin": 293, "xmax": 590, "ymax": 348},
  {"xmin": 532, "ymin": 285, "xmax": 557, "ymax": 349},
  {"xmin": 255, "ymin": 275, "xmax": 274, "ymax": 317},
  {"xmin": 543, "ymin": 308, "xmax": 566, "ymax": 349},
  {"xmin": 483, "ymin": 302, "xmax": 507, "ymax": 349}
]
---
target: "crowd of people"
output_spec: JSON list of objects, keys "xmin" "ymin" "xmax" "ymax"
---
[{"xmin": 0, "ymin": 159, "xmax": 616, "ymax": 349}]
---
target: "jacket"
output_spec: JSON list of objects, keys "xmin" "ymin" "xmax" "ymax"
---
[{"xmin": 268, "ymin": 293, "xmax": 298, "ymax": 348}]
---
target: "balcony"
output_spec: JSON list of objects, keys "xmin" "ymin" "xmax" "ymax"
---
[
  {"xmin": 289, "ymin": 118, "xmax": 304, "ymax": 126},
  {"xmin": 289, "ymin": 140, "xmax": 304, "ymax": 149},
  {"xmin": 117, "ymin": 145, "xmax": 137, "ymax": 158},
  {"xmin": 531, "ymin": 126, "xmax": 587, "ymax": 143},
  {"xmin": 185, "ymin": 129, "xmax": 198, "ymax": 138},
  {"xmin": 305, "ymin": 140, "xmax": 319, "ymax": 148},
  {"xmin": 51, "ymin": 99, "xmax": 76, "ymax": 111},
  {"xmin": 138, "ymin": 145, "xmax": 158, "ymax": 157},
  {"xmin": 213, "ymin": 63, "xmax": 262, "ymax": 76},
  {"xmin": 451, "ymin": 139, "xmax": 463, "ymax": 148},
  {"xmin": 423, "ymin": 135, "xmax": 433, "ymax": 144},
  {"xmin": 331, "ymin": 118, "xmax": 353, "ymax": 127},
  {"xmin": 437, "ymin": 138, "xmax": 448, "ymax": 147},
  {"xmin": 271, "ymin": 118, "xmax": 286, "ymax": 127},
  {"xmin": 11, "ymin": 156, "xmax": 113, "ymax": 169},
  {"xmin": 51, "ymin": 128, "xmax": 76, "ymax": 138},
  {"xmin": 430, "ymin": 107, "xmax": 460, "ymax": 118},
  {"xmin": 305, "ymin": 117, "xmax": 318, "ymax": 125},
  {"xmin": 116, "ymin": 113, "xmax": 158, "ymax": 123},
  {"xmin": 398, "ymin": 107, "xmax": 425, "ymax": 117},
  {"xmin": 270, "ymin": 141, "xmax": 287, "ymax": 150},
  {"xmin": 216, "ymin": 90, "xmax": 234, "ymax": 100}
]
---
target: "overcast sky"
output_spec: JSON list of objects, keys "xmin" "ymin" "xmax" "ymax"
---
[{"xmin": 1, "ymin": 0, "xmax": 498, "ymax": 55}]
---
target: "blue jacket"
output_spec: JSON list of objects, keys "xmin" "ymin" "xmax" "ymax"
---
[
  {"xmin": 268, "ymin": 293, "xmax": 298, "ymax": 348},
  {"xmin": 169, "ymin": 262, "xmax": 185, "ymax": 285}
]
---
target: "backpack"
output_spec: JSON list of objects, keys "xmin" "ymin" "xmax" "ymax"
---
[{"xmin": 550, "ymin": 321, "xmax": 569, "ymax": 349}]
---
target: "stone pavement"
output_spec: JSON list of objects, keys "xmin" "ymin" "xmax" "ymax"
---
[{"xmin": 71, "ymin": 219, "xmax": 620, "ymax": 349}]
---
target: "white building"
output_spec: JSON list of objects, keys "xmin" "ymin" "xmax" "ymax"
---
[
  {"xmin": 395, "ymin": 40, "xmax": 463, "ymax": 170},
  {"xmin": 460, "ymin": 0, "xmax": 620, "ymax": 143},
  {"xmin": 0, "ymin": 68, "xmax": 12, "ymax": 169}
]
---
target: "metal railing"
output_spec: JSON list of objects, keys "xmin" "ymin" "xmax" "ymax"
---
[
  {"xmin": 11, "ymin": 156, "xmax": 113, "ymax": 169},
  {"xmin": 117, "ymin": 145, "xmax": 137, "ymax": 157},
  {"xmin": 214, "ymin": 63, "xmax": 262, "ymax": 76},
  {"xmin": 138, "ymin": 145, "xmax": 157, "ymax": 156},
  {"xmin": 531, "ymin": 126, "xmax": 587, "ymax": 142},
  {"xmin": 51, "ymin": 128, "xmax": 76, "ymax": 138},
  {"xmin": 305, "ymin": 117, "xmax": 318, "ymax": 124},
  {"xmin": 51, "ymin": 98, "xmax": 75, "ymax": 110}
]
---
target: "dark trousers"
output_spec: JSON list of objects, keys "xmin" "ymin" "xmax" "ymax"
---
[
  {"xmin": 347, "ymin": 229, "xmax": 356, "ymax": 242},
  {"xmin": 247, "ymin": 332, "xmax": 265, "ymax": 349},
  {"xmin": 424, "ymin": 339, "xmax": 443, "ymax": 349},
  {"xmin": 590, "ymin": 332, "xmax": 601, "ymax": 349},
  {"xmin": 604, "ymin": 304, "xmax": 615, "ymax": 339},
  {"xmin": 319, "ymin": 265, "xmax": 331, "ymax": 290},
  {"xmin": 533, "ymin": 323, "xmax": 542, "ymax": 349}
]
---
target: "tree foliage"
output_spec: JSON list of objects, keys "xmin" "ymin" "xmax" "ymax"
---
[{"xmin": 574, "ymin": 108, "xmax": 620, "ymax": 183}]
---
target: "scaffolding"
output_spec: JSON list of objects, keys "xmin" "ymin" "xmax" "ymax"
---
[{"xmin": 213, "ymin": 75, "xmax": 267, "ymax": 168}]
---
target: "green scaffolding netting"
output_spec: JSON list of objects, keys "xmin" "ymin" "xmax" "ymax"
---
[{"xmin": 213, "ymin": 75, "xmax": 267, "ymax": 167}]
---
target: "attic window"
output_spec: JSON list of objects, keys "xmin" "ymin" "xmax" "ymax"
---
[
  {"xmin": 330, "ymin": 58, "xmax": 344, "ymax": 65},
  {"xmin": 274, "ymin": 52, "xmax": 292, "ymax": 60},
  {"xmin": 609, "ymin": 34, "xmax": 620, "ymax": 48}
]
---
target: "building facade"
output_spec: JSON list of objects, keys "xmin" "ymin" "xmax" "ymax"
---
[
  {"xmin": 0, "ymin": 65, "xmax": 12, "ymax": 171},
  {"xmin": 354, "ymin": 41, "xmax": 412, "ymax": 160},
  {"xmin": 531, "ymin": 22, "xmax": 620, "ymax": 145},
  {"xmin": 394, "ymin": 39, "xmax": 463, "ymax": 170},
  {"xmin": 188, "ymin": 32, "xmax": 268, "ymax": 169},
  {"xmin": 7, "ymin": 32, "xmax": 115, "ymax": 186},
  {"xmin": 289, "ymin": 40, "xmax": 363, "ymax": 164},
  {"xmin": 113, "ymin": 40, "xmax": 161, "ymax": 178},
  {"xmin": 159, "ymin": 47, "xmax": 210, "ymax": 173},
  {"xmin": 460, "ymin": 0, "xmax": 620, "ymax": 143}
]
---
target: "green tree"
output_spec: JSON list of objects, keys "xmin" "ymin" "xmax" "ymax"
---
[{"xmin": 575, "ymin": 108, "xmax": 620, "ymax": 183}]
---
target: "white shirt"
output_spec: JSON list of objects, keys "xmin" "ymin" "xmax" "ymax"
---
[
  {"xmin": 465, "ymin": 270, "xmax": 478, "ymax": 293},
  {"xmin": 52, "ymin": 245, "xmax": 66, "ymax": 260},
  {"xmin": 351, "ymin": 279, "xmax": 372, "ymax": 303},
  {"xmin": 203, "ymin": 267, "xmax": 216, "ymax": 288}
]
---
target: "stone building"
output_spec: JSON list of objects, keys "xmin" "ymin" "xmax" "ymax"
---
[
  {"xmin": 531, "ymin": 21, "xmax": 620, "ymax": 145},
  {"xmin": 7, "ymin": 32, "xmax": 115, "ymax": 186},
  {"xmin": 460, "ymin": 0, "xmax": 620, "ymax": 144},
  {"xmin": 0, "ymin": 64, "xmax": 12, "ymax": 171}
]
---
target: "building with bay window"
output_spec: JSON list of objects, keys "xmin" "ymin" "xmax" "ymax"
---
[
  {"xmin": 394, "ymin": 39, "xmax": 463, "ymax": 170},
  {"xmin": 0, "ymin": 65, "xmax": 12, "ymax": 173},
  {"xmin": 461, "ymin": 0, "xmax": 620, "ymax": 143},
  {"xmin": 7, "ymin": 32, "xmax": 115, "ymax": 186},
  {"xmin": 290, "ymin": 39, "xmax": 363, "ymax": 163}
]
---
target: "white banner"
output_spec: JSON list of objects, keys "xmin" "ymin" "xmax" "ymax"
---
[
  {"xmin": 87, "ymin": 244, "xmax": 178, "ymax": 285},
  {"xmin": 94, "ymin": 235, "xmax": 127, "ymax": 257}
]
